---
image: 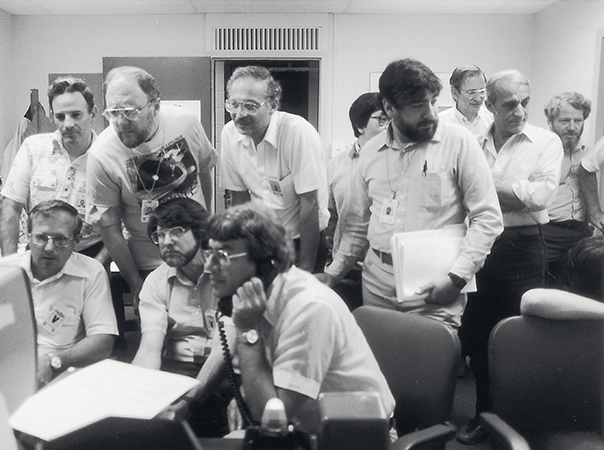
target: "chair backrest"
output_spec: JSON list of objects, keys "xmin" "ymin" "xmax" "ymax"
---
[
  {"xmin": 0, "ymin": 266, "xmax": 37, "ymax": 415},
  {"xmin": 489, "ymin": 316, "xmax": 604, "ymax": 437},
  {"xmin": 353, "ymin": 306, "xmax": 459, "ymax": 435}
]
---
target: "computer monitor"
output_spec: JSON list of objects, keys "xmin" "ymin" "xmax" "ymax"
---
[{"xmin": 0, "ymin": 266, "xmax": 37, "ymax": 415}]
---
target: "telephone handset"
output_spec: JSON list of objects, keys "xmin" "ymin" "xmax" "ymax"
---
[
  {"xmin": 216, "ymin": 259, "xmax": 278, "ymax": 318},
  {"xmin": 216, "ymin": 258, "xmax": 279, "ymax": 426}
]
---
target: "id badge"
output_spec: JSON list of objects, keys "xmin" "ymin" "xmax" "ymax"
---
[
  {"xmin": 380, "ymin": 198, "xmax": 398, "ymax": 224},
  {"xmin": 141, "ymin": 199, "xmax": 159, "ymax": 223},
  {"xmin": 268, "ymin": 179, "xmax": 284, "ymax": 197},
  {"xmin": 42, "ymin": 304, "xmax": 69, "ymax": 335},
  {"xmin": 205, "ymin": 309, "xmax": 216, "ymax": 335}
]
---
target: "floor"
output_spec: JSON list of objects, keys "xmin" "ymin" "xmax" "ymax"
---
[{"xmin": 113, "ymin": 305, "xmax": 491, "ymax": 449}]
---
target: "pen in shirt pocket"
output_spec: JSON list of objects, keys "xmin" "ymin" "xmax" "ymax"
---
[{"xmin": 422, "ymin": 160, "xmax": 428, "ymax": 176}]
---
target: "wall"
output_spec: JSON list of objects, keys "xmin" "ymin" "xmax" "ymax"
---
[
  {"xmin": 0, "ymin": 9, "xmax": 14, "ymax": 154},
  {"xmin": 1, "ymin": 5, "xmax": 603, "ymax": 153},
  {"xmin": 532, "ymin": 1, "xmax": 604, "ymax": 146}
]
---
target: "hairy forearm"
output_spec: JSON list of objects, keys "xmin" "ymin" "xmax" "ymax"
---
[
  {"xmin": 199, "ymin": 171, "xmax": 214, "ymax": 212},
  {"xmin": 298, "ymin": 192, "xmax": 320, "ymax": 272},
  {"xmin": 55, "ymin": 334, "xmax": 115, "ymax": 369},
  {"xmin": 521, "ymin": 288, "xmax": 604, "ymax": 320},
  {"xmin": 100, "ymin": 224, "xmax": 143, "ymax": 294},
  {"xmin": 495, "ymin": 181, "xmax": 526, "ymax": 211}
]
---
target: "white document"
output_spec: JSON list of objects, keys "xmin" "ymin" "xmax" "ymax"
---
[
  {"xmin": 391, "ymin": 225, "xmax": 477, "ymax": 303},
  {"xmin": 9, "ymin": 359, "xmax": 199, "ymax": 442}
]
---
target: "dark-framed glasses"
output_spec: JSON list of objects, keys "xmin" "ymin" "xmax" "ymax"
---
[
  {"xmin": 224, "ymin": 98, "xmax": 269, "ymax": 116},
  {"xmin": 151, "ymin": 226, "xmax": 188, "ymax": 245},
  {"xmin": 203, "ymin": 249, "xmax": 248, "ymax": 268},
  {"xmin": 370, "ymin": 114, "xmax": 390, "ymax": 127},
  {"xmin": 103, "ymin": 99, "xmax": 154, "ymax": 122},
  {"xmin": 29, "ymin": 233, "xmax": 74, "ymax": 248}
]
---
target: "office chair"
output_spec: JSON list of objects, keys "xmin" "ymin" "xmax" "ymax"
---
[
  {"xmin": 480, "ymin": 316, "xmax": 604, "ymax": 450},
  {"xmin": 353, "ymin": 306, "xmax": 458, "ymax": 450}
]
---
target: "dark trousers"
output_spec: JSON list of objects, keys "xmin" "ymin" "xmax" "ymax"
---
[
  {"xmin": 542, "ymin": 220, "xmax": 592, "ymax": 288},
  {"xmin": 459, "ymin": 226, "xmax": 547, "ymax": 416},
  {"xmin": 332, "ymin": 269, "xmax": 363, "ymax": 311},
  {"xmin": 293, "ymin": 229, "xmax": 329, "ymax": 273}
]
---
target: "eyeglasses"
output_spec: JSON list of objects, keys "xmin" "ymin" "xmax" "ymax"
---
[
  {"xmin": 370, "ymin": 114, "xmax": 390, "ymax": 127},
  {"xmin": 462, "ymin": 88, "xmax": 486, "ymax": 98},
  {"xmin": 151, "ymin": 226, "xmax": 188, "ymax": 245},
  {"xmin": 203, "ymin": 249, "xmax": 248, "ymax": 268},
  {"xmin": 103, "ymin": 99, "xmax": 154, "ymax": 122},
  {"xmin": 29, "ymin": 233, "xmax": 74, "ymax": 248},
  {"xmin": 224, "ymin": 99, "xmax": 269, "ymax": 116}
]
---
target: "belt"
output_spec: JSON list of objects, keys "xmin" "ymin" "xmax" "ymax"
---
[
  {"xmin": 372, "ymin": 248, "xmax": 393, "ymax": 265},
  {"xmin": 498, "ymin": 225, "xmax": 542, "ymax": 241},
  {"xmin": 546, "ymin": 220, "xmax": 588, "ymax": 230}
]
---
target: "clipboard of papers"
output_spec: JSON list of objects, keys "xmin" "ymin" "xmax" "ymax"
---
[
  {"xmin": 9, "ymin": 359, "xmax": 200, "ymax": 442},
  {"xmin": 390, "ymin": 225, "xmax": 477, "ymax": 303}
]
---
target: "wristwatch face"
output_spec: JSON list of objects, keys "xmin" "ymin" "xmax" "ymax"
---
[
  {"xmin": 49, "ymin": 354, "xmax": 62, "ymax": 370},
  {"xmin": 243, "ymin": 329, "xmax": 259, "ymax": 345}
]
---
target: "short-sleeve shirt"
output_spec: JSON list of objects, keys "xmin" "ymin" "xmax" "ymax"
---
[
  {"xmin": 243, "ymin": 266, "xmax": 394, "ymax": 414},
  {"xmin": 86, "ymin": 105, "xmax": 217, "ymax": 270},
  {"xmin": 139, "ymin": 263, "xmax": 218, "ymax": 363},
  {"xmin": 1, "ymin": 131, "xmax": 101, "ymax": 251},
  {"xmin": 0, "ymin": 251, "xmax": 118, "ymax": 357},
  {"xmin": 220, "ymin": 111, "xmax": 329, "ymax": 238}
]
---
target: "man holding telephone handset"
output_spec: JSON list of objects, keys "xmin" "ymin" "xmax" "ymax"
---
[{"xmin": 198, "ymin": 201, "xmax": 394, "ymax": 434}]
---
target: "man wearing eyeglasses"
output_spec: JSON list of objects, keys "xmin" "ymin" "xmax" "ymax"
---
[
  {"xmin": 86, "ymin": 66, "xmax": 217, "ymax": 312},
  {"xmin": 0, "ymin": 200, "xmax": 117, "ymax": 388},
  {"xmin": 220, "ymin": 65, "xmax": 329, "ymax": 274},
  {"xmin": 316, "ymin": 92, "xmax": 389, "ymax": 310},
  {"xmin": 132, "ymin": 197, "xmax": 231, "ymax": 437},
  {"xmin": 439, "ymin": 65, "xmax": 492, "ymax": 137},
  {"xmin": 1, "ymin": 77, "xmax": 105, "ymax": 260}
]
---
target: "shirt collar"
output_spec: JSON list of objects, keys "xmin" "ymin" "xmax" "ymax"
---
[
  {"xmin": 26, "ymin": 252, "xmax": 88, "ymax": 285},
  {"xmin": 167, "ymin": 265, "xmax": 207, "ymax": 287},
  {"xmin": 349, "ymin": 140, "xmax": 361, "ymax": 159},
  {"xmin": 51, "ymin": 130, "xmax": 97, "ymax": 157},
  {"xmin": 479, "ymin": 122, "xmax": 535, "ymax": 147},
  {"xmin": 236, "ymin": 111, "xmax": 280, "ymax": 149}
]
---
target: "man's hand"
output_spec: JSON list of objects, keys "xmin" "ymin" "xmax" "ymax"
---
[
  {"xmin": 314, "ymin": 272, "xmax": 336, "ymax": 288},
  {"xmin": 232, "ymin": 277, "xmax": 267, "ymax": 330},
  {"xmin": 416, "ymin": 275, "xmax": 462, "ymax": 306},
  {"xmin": 36, "ymin": 355, "xmax": 53, "ymax": 389}
]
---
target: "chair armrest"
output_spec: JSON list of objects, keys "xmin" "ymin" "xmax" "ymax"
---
[
  {"xmin": 480, "ymin": 412, "xmax": 530, "ymax": 450},
  {"xmin": 391, "ymin": 422, "xmax": 456, "ymax": 450}
]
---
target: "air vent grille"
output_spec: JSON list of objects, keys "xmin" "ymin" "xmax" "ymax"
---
[{"xmin": 214, "ymin": 27, "xmax": 321, "ymax": 51}]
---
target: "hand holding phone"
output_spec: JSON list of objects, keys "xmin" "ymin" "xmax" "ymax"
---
[{"xmin": 232, "ymin": 277, "xmax": 268, "ymax": 330}]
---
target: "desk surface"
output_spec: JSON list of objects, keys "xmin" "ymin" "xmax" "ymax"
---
[{"xmin": 198, "ymin": 438, "xmax": 243, "ymax": 450}]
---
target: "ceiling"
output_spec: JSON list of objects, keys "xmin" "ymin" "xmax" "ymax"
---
[{"xmin": 0, "ymin": 0, "xmax": 574, "ymax": 16}]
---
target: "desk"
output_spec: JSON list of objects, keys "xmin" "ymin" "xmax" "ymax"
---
[{"xmin": 198, "ymin": 438, "xmax": 243, "ymax": 450}]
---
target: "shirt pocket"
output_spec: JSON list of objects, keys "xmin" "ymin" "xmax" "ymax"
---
[
  {"xmin": 267, "ymin": 172, "xmax": 296, "ymax": 209},
  {"xmin": 418, "ymin": 171, "xmax": 457, "ymax": 211},
  {"xmin": 31, "ymin": 175, "xmax": 58, "ymax": 204}
]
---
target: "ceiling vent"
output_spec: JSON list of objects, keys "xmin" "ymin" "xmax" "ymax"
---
[{"xmin": 214, "ymin": 27, "xmax": 322, "ymax": 51}]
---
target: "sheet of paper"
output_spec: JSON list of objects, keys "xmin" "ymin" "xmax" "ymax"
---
[
  {"xmin": 391, "ymin": 225, "xmax": 476, "ymax": 303},
  {"xmin": 9, "ymin": 359, "xmax": 199, "ymax": 441}
]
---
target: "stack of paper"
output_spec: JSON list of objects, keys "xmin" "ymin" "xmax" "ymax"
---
[
  {"xmin": 390, "ymin": 225, "xmax": 476, "ymax": 303},
  {"xmin": 10, "ymin": 359, "xmax": 199, "ymax": 442}
]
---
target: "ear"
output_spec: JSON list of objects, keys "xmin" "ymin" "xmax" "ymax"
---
[
  {"xmin": 90, "ymin": 105, "xmax": 98, "ymax": 120},
  {"xmin": 382, "ymin": 98, "xmax": 395, "ymax": 118},
  {"xmin": 451, "ymin": 87, "xmax": 460, "ymax": 103},
  {"xmin": 485, "ymin": 99, "xmax": 495, "ymax": 114},
  {"xmin": 152, "ymin": 97, "xmax": 161, "ymax": 115}
]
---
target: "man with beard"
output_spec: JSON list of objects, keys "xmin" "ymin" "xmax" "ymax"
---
[
  {"xmin": 457, "ymin": 70, "xmax": 563, "ymax": 445},
  {"xmin": 541, "ymin": 92, "xmax": 593, "ymax": 286},
  {"xmin": 320, "ymin": 58, "xmax": 502, "ymax": 330},
  {"xmin": 132, "ymin": 197, "xmax": 231, "ymax": 437},
  {"xmin": 220, "ymin": 65, "xmax": 329, "ymax": 273},
  {"xmin": 438, "ymin": 65, "xmax": 493, "ymax": 136},
  {"xmin": 86, "ymin": 66, "xmax": 217, "ymax": 312}
]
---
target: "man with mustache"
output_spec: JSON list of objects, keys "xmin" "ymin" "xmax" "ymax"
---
[
  {"xmin": 86, "ymin": 66, "xmax": 217, "ymax": 314},
  {"xmin": 457, "ymin": 70, "xmax": 563, "ymax": 445},
  {"xmin": 220, "ymin": 65, "xmax": 329, "ymax": 273},
  {"xmin": 541, "ymin": 92, "xmax": 593, "ymax": 287},
  {"xmin": 319, "ymin": 58, "xmax": 502, "ymax": 331},
  {"xmin": 1, "ymin": 77, "xmax": 104, "ymax": 259},
  {"xmin": 439, "ymin": 65, "xmax": 493, "ymax": 136}
]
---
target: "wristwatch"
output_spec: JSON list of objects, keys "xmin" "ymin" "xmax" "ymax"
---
[
  {"xmin": 46, "ymin": 353, "xmax": 62, "ymax": 371},
  {"xmin": 447, "ymin": 272, "xmax": 467, "ymax": 289},
  {"xmin": 241, "ymin": 329, "xmax": 259, "ymax": 345}
]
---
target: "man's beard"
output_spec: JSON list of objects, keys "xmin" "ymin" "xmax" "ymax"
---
[
  {"xmin": 403, "ymin": 118, "xmax": 438, "ymax": 143},
  {"xmin": 562, "ymin": 134, "xmax": 580, "ymax": 153}
]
